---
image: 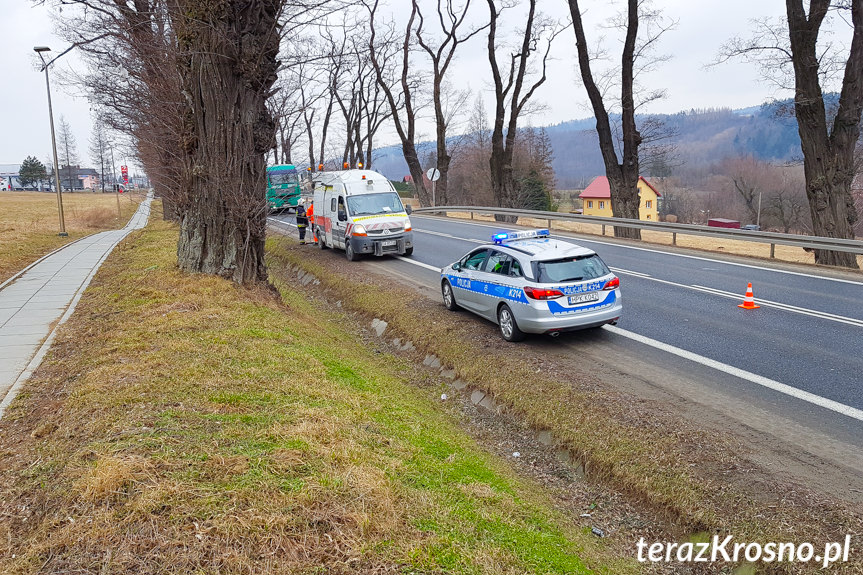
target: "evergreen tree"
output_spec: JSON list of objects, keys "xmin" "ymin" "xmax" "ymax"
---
[{"xmin": 18, "ymin": 156, "xmax": 48, "ymax": 189}]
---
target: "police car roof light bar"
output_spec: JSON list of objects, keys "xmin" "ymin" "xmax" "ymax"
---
[{"xmin": 492, "ymin": 229, "xmax": 550, "ymax": 244}]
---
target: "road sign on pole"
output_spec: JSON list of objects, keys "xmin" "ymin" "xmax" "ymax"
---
[{"xmin": 426, "ymin": 168, "xmax": 440, "ymax": 207}]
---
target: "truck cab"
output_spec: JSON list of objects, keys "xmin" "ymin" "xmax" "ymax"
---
[{"xmin": 312, "ymin": 170, "xmax": 414, "ymax": 261}]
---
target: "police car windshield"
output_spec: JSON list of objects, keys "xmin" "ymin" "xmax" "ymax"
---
[
  {"xmin": 347, "ymin": 192, "xmax": 404, "ymax": 216},
  {"xmin": 535, "ymin": 255, "xmax": 610, "ymax": 283}
]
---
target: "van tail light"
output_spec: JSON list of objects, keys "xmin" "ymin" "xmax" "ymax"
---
[
  {"xmin": 523, "ymin": 286, "xmax": 564, "ymax": 300},
  {"xmin": 602, "ymin": 277, "xmax": 620, "ymax": 290}
]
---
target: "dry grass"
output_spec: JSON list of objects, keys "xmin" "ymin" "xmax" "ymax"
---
[
  {"xmin": 445, "ymin": 212, "xmax": 863, "ymax": 270},
  {"xmin": 0, "ymin": 215, "xmax": 617, "ymax": 574},
  {"xmin": 0, "ymin": 190, "xmax": 142, "ymax": 284},
  {"xmin": 265, "ymin": 237, "xmax": 863, "ymax": 574}
]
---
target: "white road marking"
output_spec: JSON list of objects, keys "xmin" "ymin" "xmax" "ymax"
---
[
  {"xmin": 394, "ymin": 257, "xmax": 440, "ymax": 272},
  {"xmin": 603, "ymin": 324, "xmax": 863, "ymax": 422},
  {"xmin": 410, "ymin": 216, "xmax": 863, "ymax": 286},
  {"xmin": 691, "ymin": 284, "xmax": 863, "ymax": 327}
]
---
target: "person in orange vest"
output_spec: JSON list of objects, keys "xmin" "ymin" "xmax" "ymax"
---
[{"xmin": 306, "ymin": 200, "xmax": 318, "ymax": 244}]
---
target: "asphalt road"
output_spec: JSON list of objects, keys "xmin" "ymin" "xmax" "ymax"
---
[{"xmin": 270, "ymin": 212, "xmax": 863, "ymax": 481}]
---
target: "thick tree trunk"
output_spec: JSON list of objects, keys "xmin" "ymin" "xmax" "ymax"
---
[
  {"xmin": 174, "ymin": 0, "xmax": 280, "ymax": 284},
  {"xmin": 786, "ymin": 0, "xmax": 862, "ymax": 268}
]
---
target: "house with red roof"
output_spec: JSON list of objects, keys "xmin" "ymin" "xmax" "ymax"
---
[{"xmin": 579, "ymin": 176, "xmax": 661, "ymax": 221}]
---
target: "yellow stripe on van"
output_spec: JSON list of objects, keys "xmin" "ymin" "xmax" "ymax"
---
[{"xmin": 351, "ymin": 213, "xmax": 408, "ymax": 222}]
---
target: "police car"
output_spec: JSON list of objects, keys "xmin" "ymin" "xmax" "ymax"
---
[{"xmin": 440, "ymin": 229, "xmax": 622, "ymax": 341}]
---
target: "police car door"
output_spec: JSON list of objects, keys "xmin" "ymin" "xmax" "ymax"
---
[
  {"xmin": 454, "ymin": 249, "xmax": 490, "ymax": 313},
  {"xmin": 472, "ymin": 249, "xmax": 510, "ymax": 319}
]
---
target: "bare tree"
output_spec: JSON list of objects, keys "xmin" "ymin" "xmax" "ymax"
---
[
  {"xmin": 88, "ymin": 118, "xmax": 111, "ymax": 193},
  {"xmin": 415, "ymin": 0, "xmax": 488, "ymax": 205},
  {"xmin": 57, "ymin": 115, "xmax": 79, "ymax": 191},
  {"xmin": 719, "ymin": 0, "xmax": 863, "ymax": 267},
  {"xmin": 486, "ymin": 0, "xmax": 563, "ymax": 217},
  {"xmin": 367, "ymin": 0, "xmax": 430, "ymax": 203},
  {"xmin": 568, "ymin": 0, "xmax": 673, "ymax": 239}
]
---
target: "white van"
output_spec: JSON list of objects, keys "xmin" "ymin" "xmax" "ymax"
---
[{"xmin": 311, "ymin": 169, "xmax": 414, "ymax": 261}]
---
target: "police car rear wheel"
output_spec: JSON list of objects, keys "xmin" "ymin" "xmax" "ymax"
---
[
  {"xmin": 442, "ymin": 280, "xmax": 459, "ymax": 311},
  {"xmin": 498, "ymin": 304, "xmax": 525, "ymax": 342}
]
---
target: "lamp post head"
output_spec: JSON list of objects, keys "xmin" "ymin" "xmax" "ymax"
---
[{"xmin": 34, "ymin": 46, "xmax": 51, "ymax": 53}]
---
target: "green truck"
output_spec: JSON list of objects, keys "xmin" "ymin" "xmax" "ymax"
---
[{"xmin": 266, "ymin": 164, "xmax": 302, "ymax": 212}]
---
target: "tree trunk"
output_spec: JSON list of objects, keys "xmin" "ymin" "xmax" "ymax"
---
[
  {"xmin": 786, "ymin": 0, "xmax": 862, "ymax": 268},
  {"xmin": 174, "ymin": 0, "xmax": 280, "ymax": 284},
  {"xmin": 569, "ymin": 0, "xmax": 643, "ymax": 240}
]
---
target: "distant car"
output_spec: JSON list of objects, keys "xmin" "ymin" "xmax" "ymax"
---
[
  {"xmin": 440, "ymin": 229, "xmax": 622, "ymax": 342},
  {"xmin": 741, "ymin": 224, "xmax": 761, "ymax": 231}
]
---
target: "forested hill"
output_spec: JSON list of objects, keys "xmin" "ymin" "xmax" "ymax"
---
[{"xmin": 372, "ymin": 98, "xmax": 811, "ymax": 189}]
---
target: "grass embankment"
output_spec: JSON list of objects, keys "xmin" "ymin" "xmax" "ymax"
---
[
  {"xmin": 0, "ymin": 191, "xmax": 142, "ymax": 284},
  {"xmin": 266, "ymin": 238, "xmax": 863, "ymax": 574},
  {"xmin": 0, "ymin": 217, "xmax": 623, "ymax": 574}
]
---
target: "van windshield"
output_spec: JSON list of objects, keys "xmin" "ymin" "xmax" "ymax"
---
[
  {"xmin": 347, "ymin": 192, "xmax": 405, "ymax": 216},
  {"xmin": 535, "ymin": 254, "xmax": 610, "ymax": 283}
]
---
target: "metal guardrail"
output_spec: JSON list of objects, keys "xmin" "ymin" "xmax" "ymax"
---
[{"xmin": 410, "ymin": 205, "xmax": 863, "ymax": 257}]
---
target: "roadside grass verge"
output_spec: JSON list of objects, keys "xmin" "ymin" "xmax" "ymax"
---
[
  {"xmin": 266, "ymin": 236, "xmax": 863, "ymax": 573},
  {"xmin": 0, "ymin": 217, "xmax": 623, "ymax": 574},
  {"xmin": 0, "ymin": 191, "xmax": 141, "ymax": 283}
]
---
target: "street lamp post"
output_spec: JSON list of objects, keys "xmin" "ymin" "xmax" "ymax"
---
[{"xmin": 34, "ymin": 46, "xmax": 68, "ymax": 237}]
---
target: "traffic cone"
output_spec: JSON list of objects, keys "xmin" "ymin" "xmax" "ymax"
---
[{"xmin": 738, "ymin": 283, "xmax": 760, "ymax": 309}]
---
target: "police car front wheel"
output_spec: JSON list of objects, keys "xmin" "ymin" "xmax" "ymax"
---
[
  {"xmin": 442, "ymin": 280, "xmax": 459, "ymax": 311},
  {"xmin": 497, "ymin": 304, "xmax": 525, "ymax": 342}
]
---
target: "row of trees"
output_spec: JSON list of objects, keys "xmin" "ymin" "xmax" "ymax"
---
[{"xmin": 52, "ymin": 0, "xmax": 862, "ymax": 278}]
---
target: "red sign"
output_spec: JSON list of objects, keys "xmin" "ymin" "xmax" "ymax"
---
[{"xmin": 121, "ymin": 165, "xmax": 129, "ymax": 185}]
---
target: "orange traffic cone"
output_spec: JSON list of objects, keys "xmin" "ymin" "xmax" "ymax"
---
[{"xmin": 738, "ymin": 283, "xmax": 760, "ymax": 309}]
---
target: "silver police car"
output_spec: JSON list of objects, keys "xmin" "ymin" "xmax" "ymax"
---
[{"xmin": 440, "ymin": 229, "xmax": 622, "ymax": 341}]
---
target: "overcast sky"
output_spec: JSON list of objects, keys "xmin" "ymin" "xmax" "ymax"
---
[{"xmin": 0, "ymin": 0, "xmax": 852, "ymax": 169}]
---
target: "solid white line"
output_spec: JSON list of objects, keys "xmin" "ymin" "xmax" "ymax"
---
[
  {"xmin": 394, "ymin": 256, "xmax": 440, "ymax": 272},
  {"xmin": 409, "ymin": 216, "xmax": 863, "ymax": 286},
  {"xmin": 691, "ymin": 284, "xmax": 863, "ymax": 327},
  {"xmin": 608, "ymin": 267, "xmax": 863, "ymax": 327},
  {"xmin": 413, "ymin": 227, "xmax": 486, "ymax": 244},
  {"xmin": 603, "ymin": 324, "xmax": 863, "ymax": 422}
]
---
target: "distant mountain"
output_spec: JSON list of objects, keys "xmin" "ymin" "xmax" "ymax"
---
[{"xmin": 370, "ymin": 97, "xmax": 816, "ymax": 188}]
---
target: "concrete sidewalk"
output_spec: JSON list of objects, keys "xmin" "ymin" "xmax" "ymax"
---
[{"xmin": 0, "ymin": 192, "xmax": 154, "ymax": 419}]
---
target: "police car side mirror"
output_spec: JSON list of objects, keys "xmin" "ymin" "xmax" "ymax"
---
[
  {"xmin": 405, "ymin": 204, "xmax": 412, "ymax": 215},
  {"xmin": 451, "ymin": 262, "xmax": 461, "ymax": 271}
]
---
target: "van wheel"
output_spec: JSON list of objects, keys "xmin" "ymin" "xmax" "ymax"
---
[
  {"xmin": 317, "ymin": 229, "xmax": 328, "ymax": 249},
  {"xmin": 498, "ymin": 304, "xmax": 525, "ymax": 342},
  {"xmin": 403, "ymin": 247, "xmax": 414, "ymax": 257},
  {"xmin": 345, "ymin": 242, "xmax": 359, "ymax": 261}
]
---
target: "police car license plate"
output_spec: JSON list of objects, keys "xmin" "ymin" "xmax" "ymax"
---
[
  {"xmin": 382, "ymin": 240, "xmax": 397, "ymax": 247},
  {"xmin": 568, "ymin": 292, "xmax": 600, "ymax": 305}
]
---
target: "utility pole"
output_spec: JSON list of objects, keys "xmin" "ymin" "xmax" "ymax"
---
[{"xmin": 34, "ymin": 46, "xmax": 67, "ymax": 236}]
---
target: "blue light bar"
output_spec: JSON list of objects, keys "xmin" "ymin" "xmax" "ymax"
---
[{"xmin": 492, "ymin": 229, "xmax": 550, "ymax": 244}]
